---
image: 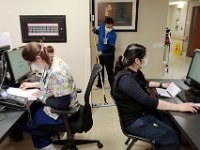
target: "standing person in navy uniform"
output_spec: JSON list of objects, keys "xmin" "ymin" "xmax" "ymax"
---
[{"xmin": 93, "ymin": 17, "xmax": 117, "ymax": 88}]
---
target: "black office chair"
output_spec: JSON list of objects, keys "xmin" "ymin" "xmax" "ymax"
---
[
  {"xmin": 40, "ymin": 64, "xmax": 103, "ymax": 150},
  {"xmin": 113, "ymin": 99, "xmax": 155, "ymax": 150}
]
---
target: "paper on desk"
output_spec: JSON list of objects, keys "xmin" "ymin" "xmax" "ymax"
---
[
  {"xmin": 156, "ymin": 82, "xmax": 181, "ymax": 98},
  {"xmin": 156, "ymin": 88, "xmax": 171, "ymax": 98},
  {"xmin": 167, "ymin": 82, "xmax": 181, "ymax": 97},
  {"xmin": 7, "ymin": 87, "xmax": 39, "ymax": 100}
]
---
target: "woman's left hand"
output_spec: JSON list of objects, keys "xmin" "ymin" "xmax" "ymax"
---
[
  {"xmin": 162, "ymin": 82, "xmax": 170, "ymax": 89},
  {"xmin": 32, "ymin": 90, "xmax": 40, "ymax": 98}
]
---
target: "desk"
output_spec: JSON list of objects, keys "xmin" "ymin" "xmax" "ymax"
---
[
  {"xmin": 0, "ymin": 101, "xmax": 33, "ymax": 143},
  {"xmin": 0, "ymin": 110, "xmax": 25, "ymax": 143},
  {"xmin": 152, "ymin": 79, "xmax": 200, "ymax": 150}
]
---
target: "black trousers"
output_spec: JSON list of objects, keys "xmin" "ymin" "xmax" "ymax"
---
[{"xmin": 97, "ymin": 55, "xmax": 114, "ymax": 88}]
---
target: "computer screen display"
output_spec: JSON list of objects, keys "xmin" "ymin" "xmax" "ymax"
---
[
  {"xmin": 187, "ymin": 50, "xmax": 200, "ymax": 88},
  {"xmin": 5, "ymin": 46, "xmax": 31, "ymax": 84}
]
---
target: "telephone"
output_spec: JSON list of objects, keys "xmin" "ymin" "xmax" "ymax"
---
[{"xmin": 0, "ymin": 89, "xmax": 27, "ymax": 110}]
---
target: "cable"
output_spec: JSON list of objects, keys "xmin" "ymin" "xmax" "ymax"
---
[
  {"xmin": 0, "ymin": 112, "xmax": 8, "ymax": 121},
  {"xmin": 181, "ymin": 76, "xmax": 186, "ymax": 81},
  {"xmin": 0, "ymin": 52, "xmax": 7, "ymax": 89}
]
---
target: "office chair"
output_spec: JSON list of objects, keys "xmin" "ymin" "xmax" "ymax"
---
[
  {"xmin": 113, "ymin": 98, "xmax": 155, "ymax": 150},
  {"xmin": 40, "ymin": 64, "xmax": 103, "ymax": 150}
]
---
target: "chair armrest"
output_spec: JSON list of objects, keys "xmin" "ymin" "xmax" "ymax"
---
[
  {"xmin": 50, "ymin": 108, "xmax": 77, "ymax": 115},
  {"xmin": 76, "ymin": 88, "xmax": 82, "ymax": 93}
]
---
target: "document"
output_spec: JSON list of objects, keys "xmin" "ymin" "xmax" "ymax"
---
[
  {"xmin": 7, "ymin": 87, "xmax": 39, "ymax": 100},
  {"xmin": 156, "ymin": 82, "xmax": 181, "ymax": 98}
]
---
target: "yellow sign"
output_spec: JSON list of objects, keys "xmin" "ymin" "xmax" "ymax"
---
[{"xmin": 174, "ymin": 42, "xmax": 181, "ymax": 56}]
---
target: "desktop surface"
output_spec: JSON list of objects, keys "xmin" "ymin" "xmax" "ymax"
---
[
  {"xmin": 0, "ymin": 100, "xmax": 34, "ymax": 143},
  {"xmin": 169, "ymin": 110, "xmax": 200, "ymax": 150},
  {"xmin": 0, "ymin": 109, "xmax": 25, "ymax": 143},
  {"xmin": 154, "ymin": 79, "xmax": 200, "ymax": 150}
]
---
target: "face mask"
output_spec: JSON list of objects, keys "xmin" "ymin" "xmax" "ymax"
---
[
  {"xmin": 141, "ymin": 57, "xmax": 148, "ymax": 67},
  {"xmin": 31, "ymin": 62, "xmax": 44, "ymax": 73},
  {"xmin": 105, "ymin": 27, "xmax": 113, "ymax": 33}
]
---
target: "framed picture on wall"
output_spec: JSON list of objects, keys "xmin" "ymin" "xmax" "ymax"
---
[
  {"xmin": 95, "ymin": 0, "xmax": 139, "ymax": 32},
  {"xmin": 20, "ymin": 15, "xmax": 67, "ymax": 43}
]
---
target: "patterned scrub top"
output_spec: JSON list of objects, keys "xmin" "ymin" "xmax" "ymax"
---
[{"xmin": 40, "ymin": 56, "xmax": 80, "ymax": 119}]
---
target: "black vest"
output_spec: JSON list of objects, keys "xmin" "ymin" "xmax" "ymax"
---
[{"xmin": 111, "ymin": 69, "xmax": 149, "ymax": 127}]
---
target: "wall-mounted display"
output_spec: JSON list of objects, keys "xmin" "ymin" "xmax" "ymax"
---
[{"xmin": 20, "ymin": 15, "xmax": 67, "ymax": 43}]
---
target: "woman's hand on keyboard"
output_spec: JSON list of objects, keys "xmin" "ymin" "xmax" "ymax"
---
[
  {"xmin": 20, "ymin": 82, "xmax": 33, "ymax": 90},
  {"xmin": 177, "ymin": 103, "xmax": 199, "ymax": 113},
  {"xmin": 20, "ymin": 82, "xmax": 40, "ymax": 90}
]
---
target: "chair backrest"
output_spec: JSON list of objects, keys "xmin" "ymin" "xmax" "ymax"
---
[
  {"xmin": 81, "ymin": 64, "xmax": 102, "ymax": 132},
  {"xmin": 84, "ymin": 64, "xmax": 102, "ymax": 106},
  {"xmin": 113, "ymin": 99, "xmax": 131, "ymax": 136}
]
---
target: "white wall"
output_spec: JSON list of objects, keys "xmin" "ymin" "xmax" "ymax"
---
[
  {"xmin": 91, "ymin": 0, "xmax": 168, "ymax": 78},
  {"xmin": 167, "ymin": 2, "xmax": 188, "ymax": 53},
  {"xmin": 167, "ymin": 6, "xmax": 173, "ymax": 28},
  {"xmin": 0, "ymin": 0, "xmax": 91, "ymax": 101}
]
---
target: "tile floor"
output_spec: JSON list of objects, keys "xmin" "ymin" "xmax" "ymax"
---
[{"xmin": 0, "ymin": 52, "xmax": 193, "ymax": 150}]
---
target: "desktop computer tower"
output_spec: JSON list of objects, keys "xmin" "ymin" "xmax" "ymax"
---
[
  {"xmin": 0, "ymin": 60, "xmax": 3, "ymax": 83},
  {"xmin": 0, "ymin": 45, "xmax": 11, "ymax": 86}
]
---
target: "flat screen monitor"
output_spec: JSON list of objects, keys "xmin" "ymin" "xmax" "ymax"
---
[
  {"xmin": 186, "ymin": 49, "xmax": 200, "ymax": 89},
  {"xmin": 5, "ymin": 46, "xmax": 31, "ymax": 84}
]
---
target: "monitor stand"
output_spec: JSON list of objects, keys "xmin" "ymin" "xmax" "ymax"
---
[{"xmin": 183, "ymin": 78, "xmax": 191, "ymax": 86}]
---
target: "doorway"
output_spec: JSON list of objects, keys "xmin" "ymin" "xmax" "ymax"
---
[{"xmin": 187, "ymin": 6, "xmax": 200, "ymax": 57}]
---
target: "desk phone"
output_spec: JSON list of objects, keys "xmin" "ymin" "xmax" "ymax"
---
[{"xmin": 0, "ymin": 89, "xmax": 27, "ymax": 110}]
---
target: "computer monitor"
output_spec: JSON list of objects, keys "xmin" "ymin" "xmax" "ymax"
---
[
  {"xmin": 186, "ymin": 49, "xmax": 200, "ymax": 89},
  {"xmin": 4, "ymin": 46, "xmax": 31, "ymax": 85}
]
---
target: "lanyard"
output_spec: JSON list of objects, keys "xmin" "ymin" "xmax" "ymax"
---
[
  {"xmin": 40, "ymin": 69, "xmax": 52, "ymax": 95},
  {"xmin": 104, "ymin": 32, "xmax": 108, "ymax": 40}
]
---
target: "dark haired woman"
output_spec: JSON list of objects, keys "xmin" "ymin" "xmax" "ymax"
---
[
  {"xmin": 93, "ymin": 17, "xmax": 117, "ymax": 88},
  {"xmin": 111, "ymin": 43, "xmax": 198, "ymax": 150},
  {"xmin": 19, "ymin": 42, "xmax": 80, "ymax": 150}
]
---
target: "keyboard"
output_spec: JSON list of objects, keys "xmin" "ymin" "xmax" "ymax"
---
[{"xmin": 177, "ymin": 90, "xmax": 200, "ymax": 103}]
